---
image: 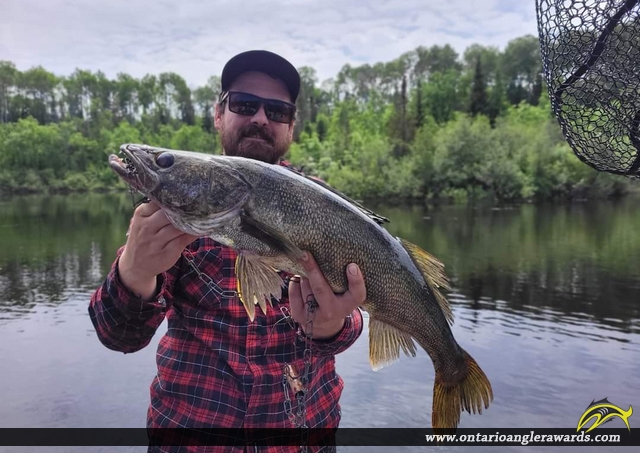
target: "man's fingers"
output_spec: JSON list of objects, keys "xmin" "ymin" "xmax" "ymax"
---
[
  {"xmin": 288, "ymin": 277, "xmax": 304, "ymax": 321},
  {"xmin": 299, "ymin": 277, "xmax": 313, "ymax": 303},
  {"xmin": 129, "ymin": 203, "xmax": 167, "ymax": 235},
  {"xmin": 135, "ymin": 201, "xmax": 161, "ymax": 217},
  {"xmin": 297, "ymin": 252, "xmax": 332, "ymax": 302},
  {"xmin": 164, "ymin": 232, "xmax": 199, "ymax": 252},
  {"xmin": 156, "ymin": 219, "xmax": 185, "ymax": 240},
  {"xmin": 342, "ymin": 263, "xmax": 366, "ymax": 306},
  {"xmin": 143, "ymin": 208, "xmax": 175, "ymax": 234}
]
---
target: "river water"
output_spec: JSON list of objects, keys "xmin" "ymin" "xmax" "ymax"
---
[{"xmin": 1, "ymin": 193, "xmax": 638, "ymax": 452}]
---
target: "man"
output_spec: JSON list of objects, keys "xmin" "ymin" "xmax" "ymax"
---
[{"xmin": 88, "ymin": 50, "xmax": 366, "ymax": 453}]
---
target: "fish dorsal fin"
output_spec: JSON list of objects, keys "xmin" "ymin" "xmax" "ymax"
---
[
  {"xmin": 239, "ymin": 210, "xmax": 305, "ymax": 261},
  {"xmin": 400, "ymin": 238, "xmax": 454, "ymax": 325},
  {"xmin": 282, "ymin": 165, "xmax": 389, "ymax": 226},
  {"xmin": 369, "ymin": 318, "xmax": 417, "ymax": 371},
  {"xmin": 235, "ymin": 253, "xmax": 284, "ymax": 322}
]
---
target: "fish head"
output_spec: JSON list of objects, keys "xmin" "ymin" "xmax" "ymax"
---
[{"xmin": 109, "ymin": 144, "xmax": 252, "ymax": 235}]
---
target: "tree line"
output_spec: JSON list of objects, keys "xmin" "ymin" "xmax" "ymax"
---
[{"xmin": 0, "ymin": 34, "xmax": 635, "ymax": 201}]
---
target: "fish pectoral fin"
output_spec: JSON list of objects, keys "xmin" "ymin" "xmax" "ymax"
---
[
  {"xmin": 400, "ymin": 238, "xmax": 454, "ymax": 325},
  {"xmin": 239, "ymin": 211, "xmax": 305, "ymax": 261},
  {"xmin": 368, "ymin": 318, "xmax": 417, "ymax": 371},
  {"xmin": 235, "ymin": 253, "xmax": 282, "ymax": 321}
]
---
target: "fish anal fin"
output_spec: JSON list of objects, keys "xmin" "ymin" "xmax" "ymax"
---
[
  {"xmin": 400, "ymin": 238, "xmax": 454, "ymax": 325},
  {"xmin": 235, "ymin": 254, "xmax": 282, "ymax": 321},
  {"xmin": 369, "ymin": 317, "xmax": 417, "ymax": 371},
  {"xmin": 239, "ymin": 211, "xmax": 305, "ymax": 261}
]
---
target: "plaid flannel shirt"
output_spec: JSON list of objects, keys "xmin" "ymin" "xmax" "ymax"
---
[{"xmin": 89, "ymin": 229, "xmax": 363, "ymax": 453}]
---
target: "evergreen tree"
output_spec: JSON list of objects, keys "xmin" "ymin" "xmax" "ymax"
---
[
  {"xmin": 470, "ymin": 57, "xmax": 488, "ymax": 117},
  {"xmin": 487, "ymin": 70, "xmax": 506, "ymax": 127}
]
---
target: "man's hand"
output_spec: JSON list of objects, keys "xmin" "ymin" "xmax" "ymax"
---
[
  {"xmin": 288, "ymin": 252, "xmax": 366, "ymax": 339},
  {"xmin": 118, "ymin": 202, "xmax": 199, "ymax": 300}
]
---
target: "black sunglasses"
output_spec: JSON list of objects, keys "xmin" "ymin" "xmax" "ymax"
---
[{"xmin": 220, "ymin": 91, "xmax": 296, "ymax": 124}]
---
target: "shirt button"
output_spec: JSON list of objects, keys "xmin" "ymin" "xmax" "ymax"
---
[{"xmin": 158, "ymin": 295, "xmax": 166, "ymax": 307}]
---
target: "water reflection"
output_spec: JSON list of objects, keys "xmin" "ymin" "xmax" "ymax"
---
[
  {"xmin": 371, "ymin": 199, "xmax": 640, "ymax": 336},
  {"xmin": 0, "ymin": 193, "xmax": 132, "ymax": 320},
  {"xmin": 0, "ymin": 193, "xmax": 639, "ymax": 452},
  {"xmin": 1, "ymin": 193, "xmax": 640, "ymax": 336}
]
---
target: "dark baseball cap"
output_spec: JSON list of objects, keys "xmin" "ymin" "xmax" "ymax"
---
[{"xmin": 220, "ymin": 50, "xmax": 301, "ymax": 103}]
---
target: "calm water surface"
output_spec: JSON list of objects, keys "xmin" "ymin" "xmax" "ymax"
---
[{"xmin": 1, "ymin": 193, "xmax": 639, "ymax": 452}]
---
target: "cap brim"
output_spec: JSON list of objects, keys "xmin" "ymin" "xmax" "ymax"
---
[{"xmin": 221, "ymin": 50, "xmax": 300, "ymax": 103}]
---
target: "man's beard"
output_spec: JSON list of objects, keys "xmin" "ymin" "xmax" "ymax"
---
[{"xmin": 220, "ymin": 123, "xmax": 291, "ymax": 164}]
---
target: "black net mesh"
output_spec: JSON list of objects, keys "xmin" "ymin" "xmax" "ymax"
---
[{"xmin": 536, "ymin": 0, "xmax": 640, "ymax": 176}]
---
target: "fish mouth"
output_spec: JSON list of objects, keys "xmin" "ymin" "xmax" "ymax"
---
[
  {"xmin": 108, "ymin": 144, "xmax": 158, "ymax": 193},
  {"xmin": 108, "ymin": 154, "xmax": 136, "ymax": 179}
]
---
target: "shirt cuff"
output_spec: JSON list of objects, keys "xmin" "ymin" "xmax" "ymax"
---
[
  {"xmin": 107, "ymin": 256, "xmax": 169, "ymax": 320},
  {"xmin": 297, "ymin": 307, "xmax": 364, "ymax": 357}
]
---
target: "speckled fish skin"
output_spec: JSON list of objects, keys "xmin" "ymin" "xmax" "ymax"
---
[{"xmin": 108, "ymin": 143, "xmax": 493, "ymax": 430}]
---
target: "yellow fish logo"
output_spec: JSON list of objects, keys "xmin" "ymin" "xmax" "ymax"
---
[{"xmin": 577, "ymin": 398, "xmax": 633, "ymax": 432}]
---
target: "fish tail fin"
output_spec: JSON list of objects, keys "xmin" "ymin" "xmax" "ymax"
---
[{"xmin": 432, "ymin": 349, "xmax": 493, "ymax": 431}]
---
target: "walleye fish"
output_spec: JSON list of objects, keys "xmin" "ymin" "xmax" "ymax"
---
[{"xmin": 109, "ymin": 143, "xmax": 493, "ymax": 430}]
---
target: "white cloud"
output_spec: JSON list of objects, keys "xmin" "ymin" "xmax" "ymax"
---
[{"xmin": 0, "ymin": 0, "xmax": 539, "ymax": 88}]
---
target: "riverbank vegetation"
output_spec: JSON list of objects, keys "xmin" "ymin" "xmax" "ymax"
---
[{"xmin": 0, "ymin": 35, "xmax": 635, "ymax": 202}]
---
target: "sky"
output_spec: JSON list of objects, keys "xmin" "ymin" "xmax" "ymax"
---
[{"xmin": 1, "ymin": 0, "xmax": 539, "ymax": 89}]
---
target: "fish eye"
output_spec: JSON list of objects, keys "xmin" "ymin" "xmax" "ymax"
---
[{"xmin": 155, "ymin": 152, "xmax": 175, "ymax": 169}]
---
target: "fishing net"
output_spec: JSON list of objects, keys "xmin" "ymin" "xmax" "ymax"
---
[{"xmin": 535, "ymin": 0, "xmax": 640, "ymax": 176}]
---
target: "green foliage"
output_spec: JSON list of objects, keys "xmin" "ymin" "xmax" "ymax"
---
[
  {"xmin": 0, "ymin": 34, "xmax": 637, "ymax": 201},
  {"xmin": 288, "ymin": 95, "xmax": 637, "ymax": 204},
  {"xmin": 0, "ymin": 117, "xmax": 65, "ymax": 178},
  {"xmin": 169, "ymin": 124, "xmax": 218, "ymax": 153},
  {"xmin": 501, "ymin": 35, "xmax": 543, "ymax": 106},
  {"xmin": 423, "ymin": 70, "xmax": 463, "ymax": 124},
  {"xmin": 469, "ymin": 57, "xmax": 488, "ymax": 117}
]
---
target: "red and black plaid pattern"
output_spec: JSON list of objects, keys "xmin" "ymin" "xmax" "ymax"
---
[{"xmin": 89, "ymin": 234, "xmax": 363, "ymax": 453}]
